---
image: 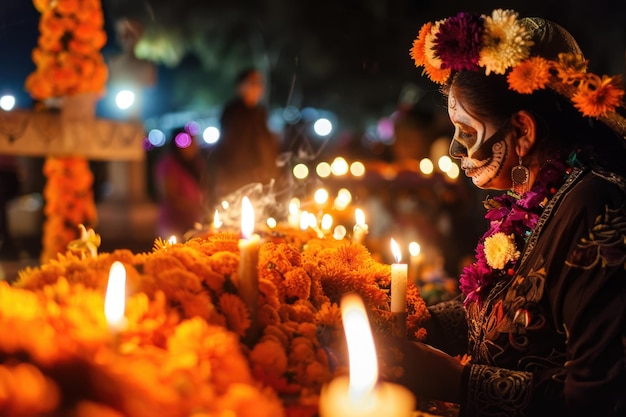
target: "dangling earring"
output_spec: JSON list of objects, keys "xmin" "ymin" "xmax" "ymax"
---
[{"xmin": 511, "ymin": 156, "xmax": 530, "ymax": 195}]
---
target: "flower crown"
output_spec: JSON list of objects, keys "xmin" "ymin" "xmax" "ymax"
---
[{"xmin": 410, "ymin": 9, "xmax": 625, "ymax": 128}]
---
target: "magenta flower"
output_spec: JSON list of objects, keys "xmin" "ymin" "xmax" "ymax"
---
[{"xmin": 434, "ymin": 12, "xmax": 484, "ymax": 71}]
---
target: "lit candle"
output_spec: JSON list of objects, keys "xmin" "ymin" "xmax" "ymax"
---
[
  {"xmin": 408, "ymin": 241, "xmax": 422, "ymax": 284},
  {"xmin": 319, "ymin": 293, "xmax": 415, "ymax": 417},
  {"xmin": 168, "ymin": 235, "xmax": 177, "ymax": 246},
  {"xmin": 238, "ymin": 196, "xmax": 260, "ymax": 344},
  {"xmin": 212, "ymin": 209, "xmax": 223, "ymax": 232},
  {"xmin": 321, "ymin": 213, "xmax": 334, "ymax": 233},
  {"xmin": 104, "ymin": 261, "xmax": 127, "ymax": 333},
  {"xmin": 390, "ymin": 238, "xmax": 407, "ymax": 313},
  {"xmin": 288, "ymin": 198, "xmax": 300, "ymax": 228},
  {"xmin": 352, "ymin": 208, "xmax": 369, "ymax": 244}
]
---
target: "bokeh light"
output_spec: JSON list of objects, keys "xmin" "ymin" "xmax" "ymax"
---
[
  {"xmin": 293, "ymin": 163, "xmax": 309, "ymax": 179},
  {"xmin": 147, "ymin": 129, "xmax": 166, "ymax": 147},
  {"xmin": 333, "ymin": 225, "xmax": 347, "ymax": 240},
  {"xmin": 447, "ymin": 163, "xmax": 460, "ymax": 179},
  {"xmin": 409, "ymin": 241, "xmax": 421, "ymax": 257},
  {"xmin": 321, "ymin": 213, "xmax": 333, "ymax": 231},
  {"xmin": 334, "ymin": 188, "xmax": 352, "ymax": 210},
  {"xmin": 438, "ymin": 155, "xmax": 453, "ymax": 172},
  {"xmin": 266, "ymin": 217, "xmax": 277, "ymax": 229},
  {"xmin": 314, "ymin": 188, "xmax": 329, "ymax": 205},
  {"xmin": 331, "ymin": 157, "xmax": 349, "ymax": 176},
  {"xmin": 313, "ymin": 118, "xmax": 333, "ymax": 136},
  {"xmin": 419, "ymin": 158, "xmax": 434, "ymax": 175},
  {"xmin": 0, "ymin": 95, "xmax": 16, "ymax": 111},
  {"xmin": 174, "ymin": 132, "xmax": 192, "ymax": 148},
  {"xmin": 202, "ymin": 126, "xmax": 220, "ymax": 144},
  {"xmin": 316, "ymin": 162, "xmax": 332, "ymax": 178},
  {"xmin": 350, "ymin": 161, "xmax": 366, "ymax": 177},
  {"xmin": 115, "ymin": 90, "xmax": 135, "ymax": 110}
]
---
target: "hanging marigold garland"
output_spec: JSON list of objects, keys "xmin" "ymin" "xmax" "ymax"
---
[{"xmin": 24, "ymin": 0, "xmax": 108, "ymax": 263}]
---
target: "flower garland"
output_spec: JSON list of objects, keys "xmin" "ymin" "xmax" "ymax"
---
[
  {"xmin": 459, "ymin": 158, "xmax": 571, "ymax": 306},
  {"xmin": 4, "ymin": 233, "xmax": 431, "ymax": 416},
  {"xmin": 25, "ymin": 0, "xmax": 108, "ymax": 100},
  {"xmin": 410, "ymin": 9, "xmax": 625, "ymax": 119},
  {"xmin": 24, "ymin": 0, "xmax": 108, "ymax": 263},
  {"xmin": 40, "ymin": 158, "xmax": 97, "ymax": 263}
]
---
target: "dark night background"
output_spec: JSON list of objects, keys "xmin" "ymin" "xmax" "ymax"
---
[{"xmin": 1, "ymin": 0, "xmax": 625, "ymax": 132}]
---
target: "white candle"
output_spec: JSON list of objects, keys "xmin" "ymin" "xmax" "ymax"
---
[
  {"xmin": 212, "ymin": 209, "xmax": 223, "ymax": 232},
  {"xmin": 238, "ymin": 196, "xmax": 260, "ymax": 343},
  {"xmin": 352, "ymin": 208, "xmax": 369, "ymax": 244},
  {"xmin": 408, "ymin": 241, "xmax": 422, "ymax": 284},
  {"xmin": 390, "ymin": 238, "xmax": 408, "ymax": 313},
  {"xmin": 319, "ymin": 293, "xmax": 415, "ymax": 417},
  {"xmin": 104, "ymin": 261, "xmax": 127, "ymax": 332}
]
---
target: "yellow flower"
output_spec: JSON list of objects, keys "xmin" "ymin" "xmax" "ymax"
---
[
  {"xmin": 483, "ymin": 232, "xmax": 520, "ymax": 269},
  {"xmin": 67, "ymin": 223, "xmax": 101, "ymax": 258},
  {"xmin": 479, "ymin": 9, "xmax": 533, "ymax": 75}
]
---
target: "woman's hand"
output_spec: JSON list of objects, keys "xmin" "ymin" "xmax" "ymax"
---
[{"xmin": 393, "ymin": 339, "xmax": 466, "ymax": 404}]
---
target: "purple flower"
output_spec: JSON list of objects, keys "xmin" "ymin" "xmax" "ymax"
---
[{"xmin": 434, "ymin": 12, "xmax": 484, "ymax": 71}]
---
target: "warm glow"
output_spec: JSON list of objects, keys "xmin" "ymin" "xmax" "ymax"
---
[
  {"xmin": 331, "ymin": 157, "xmax": 349, "ymax": 176},
  {"xmin": 355, "ymin": 208, "xmax": 366, "ymax": 226},
  {"xmin": 350, "ymin": 161, "xmax": 366, "ymax": 177},
  {"xmin": 299, "ymin": 210, "xmax": 310, "ymax": 230},
  {"xmin": 334, "ymin": 188, "xmax": 352, "ymax": 210},
  {"xmin": 213, "ymin": 209, "xmax": 223, "ymax": 229},
  {"xmin": 390, "ymin": 238, "xmax": 402, "ymax": 263},
  {"xmin": 314, "ymin": 188, "xmax": 329, "ymax": 205},
  {"xmin": 266, "ymin": 217, "xmax": 277, "ymax": 229},
  {"xmin": 105, "ymin": 261, "xmax": 126, "ymax": 330},
  {"xmin": 438, "ymin": 155, "xmax": 453, "ymax": 172},
  {"xmin": 168, "ymin": 235, "xmax": 177, "ymax": 245},
  {"xmin": 289, "ymin": 198, "xmax": 300, "ymax": 215},
  {"xmin": 409, "ymin": 241, "xmax": 421, "ymax": 257},
  {"xmin": 419, "ymin": 158, "xmax": 434, "ymax": 175},
  {"xmin": 333, "ymin": 225, "xmax": 347, "ymax": 240},
  {"xmin": 316, "ymin": 162, "xmax": 332, "ymax": 178},
  {"xmin": 447, "ymin": 163, "xmax": 460, "ymax": 179},
  {"xmin": 293, "ymin": 163, "xmax": 309, "ymax": 179},
  {"xmin": 321, "ymin": 213, "xmax": 333, "ymax": 231},
  {"xmin": 221, "ymin": 200, "xmax": 229, "ymax": 210},
  {"xmin": 241, "ymin": 197, "xmax": 255, "ymax": 239},
  {"xmin": 341, "ymin": 293, "xmax": 378, "ymax": 399}
]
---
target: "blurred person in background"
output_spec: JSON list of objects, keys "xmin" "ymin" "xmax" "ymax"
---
[
  {"xmin": 0, "ymin": 154, "xmax": 20, "ymax": 260},
  {"xmin": 153, "ymin": 127, "xmax": 209, "ymax": 241},
  {"xmin": 210, "ymin": 68, "xmax": 280, "ymax": 202}
]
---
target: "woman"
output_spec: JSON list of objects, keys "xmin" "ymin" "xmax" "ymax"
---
[
  {"xmin": 154, "ymin": 127, "xmax": 208, "ymax": 240},
  {"xmin": 395, "ymin": 10, "xmax": 626, "ymax": 417}
]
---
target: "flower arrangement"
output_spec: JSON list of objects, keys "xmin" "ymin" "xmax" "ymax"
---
[
  {"xmin": 40, "ymin": 157, "xmax": 97, "ymax": 264},
  {"xmin": 2, "ymin": 231, "xmax": 430, "ymax": 416},
  {"xmin": 459, "ymin": 158, "xmax": 571, "ymax": 306},
  {"xmin": 410, "ymin": 9, "xmax": 624, "ymax": 119},
  {"xmin": 25, "ymin": 0, "xmax": 108, "ymax": 100}
]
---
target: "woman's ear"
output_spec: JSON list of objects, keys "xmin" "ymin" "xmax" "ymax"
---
[{"xmin": 511, "ymin": 110, "xmax": 536, "ymax": 158}]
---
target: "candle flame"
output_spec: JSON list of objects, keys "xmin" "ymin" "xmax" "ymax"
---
[
  {"xmin": 341, "ymin": 293, "xmax": 378, "ymax": 400},
  {"xmin": 105, "ymin": 261, "xmax": 126, "ymax": 329},
  {"xmin": 409, "ymin": 241, "xmax": 421, "ymax": 257},
  {"xmin": 390, "ymin": 238, "xmax": 402, "ymax": 263},
  {"xmin": 213, "ymin": 209, "xmax": 223, "ymax": 229},
  {"xmin": 321, "ymin": 213, "xmax": 333, "ymax": 231},
  {"xmin": 299, "ymin": 210, "xmax": 309, "ymax": 231},
  {"xmin": 355, "ymin": 208, "xmax": 365, "ymax": 226},
  {"xmin": 168, "ymin": 235, "xmax": 177, "ymax": 245},
  {"xmin": 241, "ymin": 196, "xmax": 254, "ymax": 239}
]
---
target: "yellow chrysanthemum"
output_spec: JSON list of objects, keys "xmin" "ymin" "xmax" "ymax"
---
[
  {"xmin": 507, "ymin": 56, "xmax": 552, "ymax": 94},
  {"xmin": 571, "ymin": 74, "xmax": 625, "ymax": 118},
  {"xmin": 479, "ymin": 9, "xmax": 534, "ymax": 75},
  {"xmin": 483, "ymin": 232, "xmax": 520, "ymax": 269}
]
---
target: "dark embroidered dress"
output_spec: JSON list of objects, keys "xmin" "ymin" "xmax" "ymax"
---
[{"xmin": 426, "ymin": 162, "xmax": 626, "ymax": 417}]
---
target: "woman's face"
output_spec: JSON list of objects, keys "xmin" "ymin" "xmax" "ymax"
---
[{"xmin": 447, "ymin": 89, "xmax": 518, "ymax": 190}]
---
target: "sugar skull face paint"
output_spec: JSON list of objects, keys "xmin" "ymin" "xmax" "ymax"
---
[{"xmin": 448, "ymin": 90, "xmax": 512, "ymax": 188}]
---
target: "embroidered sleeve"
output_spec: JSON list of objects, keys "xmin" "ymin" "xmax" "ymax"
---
[
  {"xmin": 424, "ymin": 297, "xmax": 468, "ymax": 355},
  {"xmin": 461, "ymin": 364, "xmax": 533, "ymax": 417}
]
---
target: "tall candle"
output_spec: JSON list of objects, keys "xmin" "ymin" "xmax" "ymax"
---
[
  {"xmin": 318, "ymin": 293, "xmax": 415, "ymax": 417},
  {"xmin": 238, "ymin": 196, "xmax": 260, "ymax": 344},
  {"xmin": 408, "ymin": 241, "xmax": 422, "ymax": 284},
  {"xmin": 390, "ymin": 238, "xmax": 408, "ymax": 313},
  {"xmin": 352, "ymin": 208, "xmax": 368, "ymax": 244},
  {"xmin": 105, "ymin": 261, "xmax": 127, "ymax": 333}
]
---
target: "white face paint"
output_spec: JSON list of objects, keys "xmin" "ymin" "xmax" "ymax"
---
[{"xmin": 447, "ymin": 90, "xmax": 511, "ymax": 188}]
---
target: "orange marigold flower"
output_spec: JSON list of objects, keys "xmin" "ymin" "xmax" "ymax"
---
[
  {"xmin": 314, "ymin": 302, "xmax": 342, "ymax": 328},
  {"xmin": 219, "ymin": 293, "xmax": 251, "ymax": 337},
  {"xmin": 554, "ymin": 52, "xmax": 588, "ymax": 85},
  {"xmin": 258, "ymin": 303, "xmax": 281, "ymax": 327},
  {"xmin": 250, "ymin": 339, "xmax": 288, "ymax": 376},
  {"xmin": 259, "ymin": 278, "xmax": 281, "ymax": 309},
  {"xmin": 571, "ymin": 74, "xmax": 625, "ymax": 118},
  {"xmin": 208, "ymin": 251, "xmax": 239, "ymax": 277},
  {"xmin": 507, "ymin": 57, "xmax": 551, "ymax": 94},
  {"xmin": 410, "ymin": 22, "xmax": 431, "ymax": 68},
  {"xmin": 284, "ymin": 268, "xmax": 311, "ymax": 301}
]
